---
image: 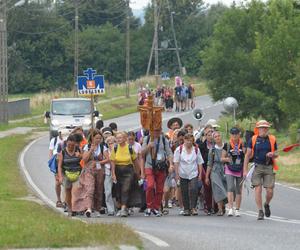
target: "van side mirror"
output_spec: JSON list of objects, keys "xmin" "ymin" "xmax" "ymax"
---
[
  {"xmin": 93, "ymin": 111, "xmax": 99, "ymax": 117},
  {"xmin": 45, "ymin": 111, "xmax": 50, "ymax": 118}
]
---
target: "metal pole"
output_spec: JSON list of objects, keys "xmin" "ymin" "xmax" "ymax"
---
[
  {"xmin": 233, "ymin": 108, "xmax": 236, "ymax": 125},
  {"xmin": 154, "ymin": 0, "xmax": 159, "ymax": 87},
  {"xmin": 73, "ymin": 0, "xmax": 79, "ymax": 97},
  {"xmin": 166, "ymin": 0, "xmax": 183, "ymax": 76},
  {"xmin": 0, "ymin": 0, "xmax": 8, "ymax": 124},
  {"xmin": 125, "ymin": 0, "xmax": 130, "ymax": 98}
]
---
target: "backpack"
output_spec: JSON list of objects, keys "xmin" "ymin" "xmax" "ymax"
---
[
  {"xmin": 179, "ymin": 144, "xmax": 199, "ymax": 155},
  {"xmin": 227, "ymin": 140, "xmax": 244, "ymax": 172},
  {"xmin": 54, "ymin": 136, "xmax": 58, "ymax": 148},
  {"xmin": 146, "ymin": 135, "xmax": 166, "ymax": 151},
  {"xmin": 114, "ymin": 144, "xmax": 134, "ymax": 162}
]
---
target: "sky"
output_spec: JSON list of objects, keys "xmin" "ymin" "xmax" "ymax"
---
[{"xmin": 130, "ymin": 0, "xmax": 240, "ymax": 9}]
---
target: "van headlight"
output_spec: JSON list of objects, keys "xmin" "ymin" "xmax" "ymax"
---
[
  {"xmin": 51, "ymin": 120, "xmax": 60, "ymax": 126},
  {"xmin": 83, "ymin": 118, "xmax": 92, "ymax": 126}
]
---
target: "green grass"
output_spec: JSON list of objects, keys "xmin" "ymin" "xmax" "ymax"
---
[
  {"xmin": 8, "ymin": 76, "xmax": 208, "ymax": 118},
  {"xmin": 0, "ymin": 135, "xmax": 142, "ymax": 248}
]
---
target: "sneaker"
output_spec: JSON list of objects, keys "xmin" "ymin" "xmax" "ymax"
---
[
  {"xmin": 120, "ymin": 208, "xmax": 128, "ymax": 217},
  {"xmin": 183, "ymin": 210, "xmax": 191, "ymax": 216},
  {"xmin": 168, "ymin": 200, "xmax": 173, "ymax": 208},
  {"xmin": 56, "ymin": 201, "xmax": 64, "ymax": 208},
  {"xmin": 94, "ymin": 211, "xmax": 101, "ymax": 218},
  {"xmin": 116, "ymin": 210, "xmax": 121, "ymax": 217},
  {"xmin": 206, "ymin": 209, "xmax": 212, "ymax": 216},
  {"xmin": 128, "ymin": 208, "xmax": 134, "ymax": 216},
  {"xmin": 85, "ymin": 209, "xmax": 91, "ymax": 218},
  {"xmin": 179, "ymin": 209, "xmax": 185, "ymax": 215},
  {"xmin": 191, "ymin": 208, "xmax": 198, "ymax": 216},
  {"xmin": 144, "ymin": 208, "xmax": 151, "ymax": 217},
  {"xmin": 227, "ymin": 208, "xmax": 234, "ymax": 217},
  {"xmin": 107, "ymin": 212, "xmax": 115, "ymax": 216},
  {"xmin": 151, "ymin": 209, "xmax": 162, "ymax": 217},
  {"xmin": 235, "ymin": 209, "xmax": 241, "ymax": 217},
  {"xmin": 257, "ymin": 210, "xmax": 264, "ymax": 220},
  {"xmin": 264, "ymin": 203, "xmax": 271, "ymax": 218}
]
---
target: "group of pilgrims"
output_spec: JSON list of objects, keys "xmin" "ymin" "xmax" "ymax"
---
[{"xmin": 49, "ymin": 117, "xmax": 278, "ymax": 220}]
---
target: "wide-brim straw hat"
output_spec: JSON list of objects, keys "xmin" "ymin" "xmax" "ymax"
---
[
  {"xmin": 167, "ymin": 117, "xmax": 183, "ymax": 129},
  {"xmin": 256, "ymin": 120, "xmax": 271, "ymax": 128}
]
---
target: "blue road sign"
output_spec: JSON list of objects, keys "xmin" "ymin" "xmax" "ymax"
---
[{"xmin": 77, "ymin": 68, "xmax": 105, "ymax": 96}]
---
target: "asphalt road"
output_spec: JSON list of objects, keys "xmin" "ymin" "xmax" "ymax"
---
[{"xmin": 21, "ymin": 95, "xmax": 300, "ymax": 250}]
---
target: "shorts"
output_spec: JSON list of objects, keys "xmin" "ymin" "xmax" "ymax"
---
[
  {"xmin": 181, "ymin": 96, "xmax": 187, "ymax": 102},
  {"xmin": 251, "ymin": 164, "xmax": 275, "ymax": 188},
  {"xmin": 63, "ymin": 175, "xmax": 79, "ymax": 189},
  {"xmin": 226, "ymin": 175, "xmax": 243, "ymax": 194},
  {"xmin": 175, "ymin": 95, "xmax": 181, "ymax": 102}
]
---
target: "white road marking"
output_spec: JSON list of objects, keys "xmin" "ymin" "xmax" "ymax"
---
[
  {"xmin": 136, "ymin": 231, "xmax": 170, "ymax": 248},
  {"xmin": 20, "ymin": 136, "xmax": 170, "ymax": 247},
  {"xmin": 242, "ymin": 210, "xmax": 300, "ymax": 225},
  {"xmin": 276, "ymin": 182, "xmax": 300, "ymax": 192},
  {"xmin": 19, "ymin": 136, "xmax": 64, "ymax": 214}
]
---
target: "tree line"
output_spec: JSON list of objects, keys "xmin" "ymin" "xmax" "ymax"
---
[
  {"xmin": 201, "ymin": 0, "xmax": 300, "ymax": 129},
  {"xmin": 7, "ymin": 0, "xmax": 226, "ymax": 93},
  {"xmin": 7, "ymin": 0, "xmax": 299, "ymax": 128}
]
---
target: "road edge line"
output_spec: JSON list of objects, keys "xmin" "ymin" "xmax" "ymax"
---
[
  {"xmin": 19, "ymin": 135, "xmax": 170, "ymax": 248},
  {"xmin": 19, "ymin": 135, "xmax": 64, "ymax": 214},
  {"xmin": 135, "ymin": 231, "xmax": 170, "ymax": 248}
]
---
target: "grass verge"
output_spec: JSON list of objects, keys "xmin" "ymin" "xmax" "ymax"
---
[{"xmin": 0, "ymin": 135, "xmax": 142, "ymax": 248}]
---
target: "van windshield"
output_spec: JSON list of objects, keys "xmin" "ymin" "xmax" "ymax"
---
[{"xmin": 52, "ymin": 100, "xmax": 91, "ymax": 115}]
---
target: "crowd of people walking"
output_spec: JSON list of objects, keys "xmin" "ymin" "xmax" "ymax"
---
[
  {"xmin": 49, "ymin": 116, "xmax": 278, "ymax": 220},
  {"xmin": 137, "ymin": 76, "xmax": 195, "ymax": 112}
]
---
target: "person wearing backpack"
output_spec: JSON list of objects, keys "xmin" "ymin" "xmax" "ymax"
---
[
  {"xmin": 174, "ymin": 133, "xmax": 204, "ymax": 216},
  {"xmin": 49, "ymin": 128, "xmax": 69, "ymax": 208},
  {"xmin": 142, "ymin": 128, "xmax": 173, "ymax": 217},
  {"xmin": 221, "ymin": 127, "xmax": 245, "ymax": 217},
  {"xmin": 57, "ymin": 135, "xmax": 82, "ymax": 216},
  {"xmin": 205, "ymin": 131, "xmax": 228, "ymax": 216},
  {"xmin": 110, "ymin": 131, "xmax": 140, "ymax": 217},
  {"xmin": 243, "ymin": 120, "xmax": 278, "ymax": 220},
  {"xmin": 196, "ymin": 125, "xmax": 216, "ymax": 215},
  {"xmin": 72, "ymin": 129, "xmax": 109, "ymax": 217}
]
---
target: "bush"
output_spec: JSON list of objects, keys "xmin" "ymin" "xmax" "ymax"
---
[{"xmin": 288, "ymin": 121, "xmax": 300, "ymax": 144}]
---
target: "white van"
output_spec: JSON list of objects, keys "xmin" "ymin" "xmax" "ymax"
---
[{"xmin": 45, "ymin": 98, "xmax": 101, "ymax": 139}]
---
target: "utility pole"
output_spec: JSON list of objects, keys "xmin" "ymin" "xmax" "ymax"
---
[
  {"xmin": 73, "ymin": 0, "xmax": 79, "ymax": 97},
  {"xmin": 166, "ymin": 0, "xmax": 183, "ymax": 76},
  {"xmin": 125, "ymin": 0, "xmax": 130, "ymax": 98},
  {"xmin": 0, "ymin": 0, "xmax": 8, "ymax": 124},
  {"xmin": 154, "ymin": 0, "xmax": 159, "ymax": 87}
]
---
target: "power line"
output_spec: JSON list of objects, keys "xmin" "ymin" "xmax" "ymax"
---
[{"xmin": 9, "ymin": 21, "xmax": 71, "ymax": 35}]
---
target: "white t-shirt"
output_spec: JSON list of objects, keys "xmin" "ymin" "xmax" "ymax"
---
[
  {"xmin": 83, "ymin": 143, "xmax": 108, "ymax": 158},
  {"xmin": 49, "ymin": 136, "xmax": 64, "ymax": 155},
  {"xmin": 174, "ymin": 145, "xmax": 204, "ymax": 180},
  {"xmin": 132, "ymin": 141, "xmax": 142, "ymax": 155}
]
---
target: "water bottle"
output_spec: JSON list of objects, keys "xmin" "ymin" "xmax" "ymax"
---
[{"xmin": 143, "ymin": 180, "xmax": 147, "ymax": 191}]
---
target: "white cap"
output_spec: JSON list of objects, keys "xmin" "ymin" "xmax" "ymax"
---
[{"xmin": 206, "ymin": 119, "xmax": 220, "ymax": 128}]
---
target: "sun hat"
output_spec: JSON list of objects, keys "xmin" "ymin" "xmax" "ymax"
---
[
  {"xmin": 206, "ymin": 119, "xmax": 220, "ymax": 128},
  {"xmin": 167, "ymin": 117, "xmax": 183, "ymax": 129},
  {"xmin": 256, "ymin": 120, "xmax": 271, "ymax": 128}
]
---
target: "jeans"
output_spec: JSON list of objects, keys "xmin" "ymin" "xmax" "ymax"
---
[{"xmin": 104, "ymin": 174, "xmax": 115, "ymax": 213}]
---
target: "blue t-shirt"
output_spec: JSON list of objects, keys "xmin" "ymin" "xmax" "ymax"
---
[{"xmin": 248, "ymin": 136, "xmax": 277, "ymax": 165}]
